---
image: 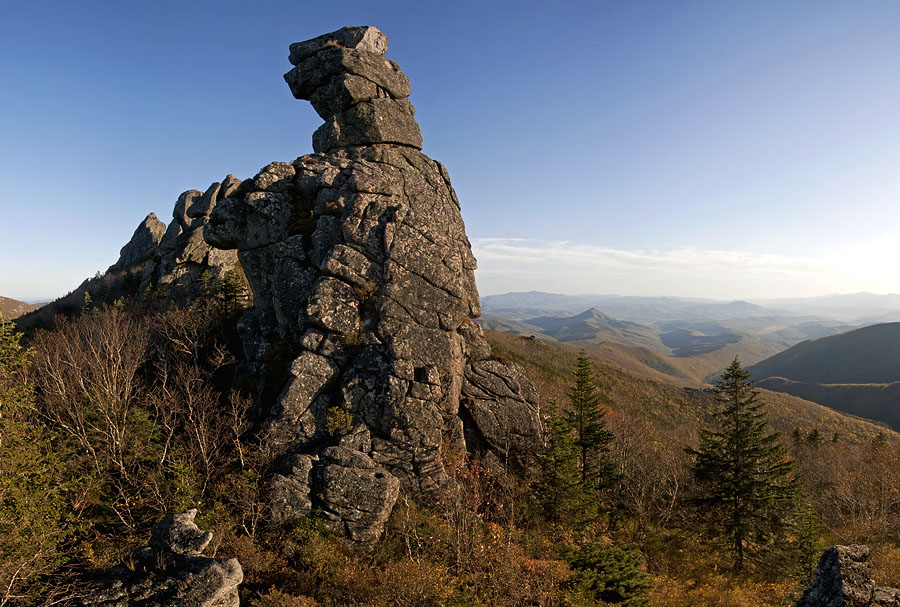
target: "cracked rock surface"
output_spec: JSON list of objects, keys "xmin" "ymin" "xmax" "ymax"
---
[
  {"xmin": 111, "ymin": 213, "xmax": 166, "ymax": 272},
  {"xmin": 201, "ymin": 25, "xmax": 543, "ymax": 546},
  {"xmin": 100, "ymin": 25, "xmax": 542, "ymax": 548}
]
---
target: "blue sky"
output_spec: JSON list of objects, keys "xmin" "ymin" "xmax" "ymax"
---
[{"xmin": 1, "ymin": 1, "xmax": 898, "ymax": 300}]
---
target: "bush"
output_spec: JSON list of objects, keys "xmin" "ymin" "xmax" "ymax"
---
[
  {"xmin": 569, "ymin": 542, "xmax": 650, "ymax": 607},
  {"xmin": 253, "ymin": 589, "xmax": 318, "ymax": 606}
]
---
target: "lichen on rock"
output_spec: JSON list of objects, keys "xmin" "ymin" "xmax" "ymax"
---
[
  {"xmin": 101, "ymin": 25, "xmax": 542, "ymax": 549},
  {"xmin": 201, "ymin": 25, "xmax": 543, "ymax": 545}
]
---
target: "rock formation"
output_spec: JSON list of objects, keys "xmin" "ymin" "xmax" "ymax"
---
[
  {"xmin": 110, "ymin": 213, "xmax": 166, "ymax": 271},
  {"xmin": 87, "ymin": 25, "xmax": 540, "ymax": 547},
  {"xmin": 139, "ymin": 182, "xmax": 241, "ymax": 300},
  {"xmin": 795, "ymin": 545, "xmax": 900, "ymax": 607},
  {"xmin": 83, "ymin": 509, "xmax": 242, "ymax": 607},
  {"xmin": 200, "ymin": 25, "xmax": 543, "ymax": 545}
]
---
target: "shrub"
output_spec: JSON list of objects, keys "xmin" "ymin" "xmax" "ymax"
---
[{"xmin": 569, "ymin": 542, "xmax": 650, "ymax": 607}]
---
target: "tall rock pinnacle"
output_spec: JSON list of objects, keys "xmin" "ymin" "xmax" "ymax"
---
[
  {"xmin": 283, "ymin": 25, "xmax": 423, "ymax": 152},
  {"xmin": 201, "ymin": 26, "xmax": 542, "ymax": 545}
]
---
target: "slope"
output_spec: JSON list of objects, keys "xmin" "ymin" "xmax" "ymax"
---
[
  {"xmin": 755, "ymin": 377, "xmax": 900, "ymax": 431},
  {"xmin": 749, "ymin": 322, "xmax": 900, "ymax": 384},
  {"xmin": 0, "ymin": 296, "xmax": 37, "ymax": 319},
  {"xmin": 485, "ymin": 329, "xmax": 894, "ymax": 444}
]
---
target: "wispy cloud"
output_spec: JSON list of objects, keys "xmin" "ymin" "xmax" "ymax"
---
[{"xmin": 471, "ymin": 238, "xmax": 839, "ymax": 299}]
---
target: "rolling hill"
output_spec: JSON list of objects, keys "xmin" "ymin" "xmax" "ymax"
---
[
  {"xmin": 0, "ymin": 296, "xmax": 37, "ymax": 319},
  {"xmin": 748, "ymin": 322, "xmax": 900, "ymax": 431},
  {"xmin": 479, "ymin": 306, "xmax": 784, "ymax": 384},
  {"xmin": 748, "ymin": 322, "xmax": 900, "ymax": 384},
  {"xmin": 484, "ymin": 329, "xmax": 896, "ymax": 443}
]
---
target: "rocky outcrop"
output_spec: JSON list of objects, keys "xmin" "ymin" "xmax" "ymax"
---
[
  {"xmin": 111, "ymin": 213, "xmax": 166, "ymax": 271},
  {"xmin": 140, "ymin": 182, "xmax": 241, "ymax": 301},
  {"xmin": 200, "ymin": 26, "xmax": 543, "ymax": 546},
  {"xmin": 83, "ymin": 509, "xmax": 242, "ymax": 607},
  {"xmin": 795, "ymin": 545, "xmax": 900, "ymax": 607}
]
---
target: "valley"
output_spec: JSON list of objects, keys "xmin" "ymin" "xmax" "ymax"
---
[{"xmin": 481, "ymin": 291, "xmax": 900, "ymax": 434}]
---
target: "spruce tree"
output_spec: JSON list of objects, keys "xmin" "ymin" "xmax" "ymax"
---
[
  {"xmin": 538, "ymin": 398, "xmax": 581, "ymax": 522},
  {"xmin": 688, "ymin": 357, "xmax": 797, "ymax": 572},
  {"xmin": 566, "ymin": 351, "xmax": 616, "ymax": 492}
]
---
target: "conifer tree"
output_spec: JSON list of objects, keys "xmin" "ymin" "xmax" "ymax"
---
[
  {"xmin": 566, "ymin": 351, "xmax": 616, "ymax": 491},
  {"xmin": 688, "ymin": 357, "xmax": 797, "ymax": 572},
  {"xmin": 538, "ymin": 398, "xmax": 581, "ymax": 522}
]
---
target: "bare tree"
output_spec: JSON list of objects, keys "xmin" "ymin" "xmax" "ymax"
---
[
  {"xmin": 33, "ymin": 307, "xmax": 150, "ymax": 478},
  {"xmin": 611, "ymin": 412, "xmax": 690, "ymax": 542}
]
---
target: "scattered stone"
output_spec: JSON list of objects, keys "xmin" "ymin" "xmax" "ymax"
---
[
  {"xmin": 149, "ymin": 509, "xmax": 213, "ymax": 557},
  {"xmin": 270, "ymin": 454, "xmax": 317, "ymax": 524},
  {"xmin": 317, "ymin": 446, "xmax": 400, "ymax": 545},
  {"xmin": 462, "ymin": 359, "xmax": 543, "ymax": 473}
]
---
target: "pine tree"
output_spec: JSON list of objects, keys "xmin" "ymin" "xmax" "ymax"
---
[
  {"xmin": 688, "ymin": 357, "xmax": 797, "ymax": 572},
  {"xmin": 566, "ymin": 351, "xmax": 616, "ymax": 492},
  {"xmin": 538, "ymin": 398, "xmax": 582, "ymax": 523}
]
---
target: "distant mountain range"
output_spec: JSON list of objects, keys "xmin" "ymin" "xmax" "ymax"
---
[
  {"xmin": 0, "ymin": 296, "xmax": 37, "ymax": 319},
  {"xmin": 480, "ymin": 291, "xmax": 798, "ymax": 323},
  {"xmin": 482, "ymin": 290, "xmax": 900, "ymax": 324},
  {"xmin": 478, "ymin": 291, "xmax": 885, "ymax": 383},
  {"xmin": 750, "ymin": 292, "xmax": 900, "ymax": 323},
  {"xmin": 481, "ymin": 291, "xmax": 900, "ymax": 432}
]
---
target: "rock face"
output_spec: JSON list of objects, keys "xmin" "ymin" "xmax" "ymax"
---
[
  {"xmin": 139, "ymin": 181, "xmax": 241, "ymax": 301},
  {"xmin": 202, "ymin": 26, "xmax": 542, "ymax": 545},
  {"xmin": 111, "ymin": 213, "xmax": 166, "ymax": 271},
  {"xmin": 795, "ymin": 545, "xmax": 900, "ymax": 607},
  {"xmin": 84, "ymin": 509, "xmax": 242, "ymax": 607}
]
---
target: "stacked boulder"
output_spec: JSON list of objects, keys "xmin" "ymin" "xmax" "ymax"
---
[
  {"xmin": 284, "ymin": 26, "xmax": 422, "ymax": 152},
  {"xmin": 84, "ymin": 510, "xmax": 242, "ymax": 607},
  {"xmin": 203, "ymin": 25, "xmax": 543, "ymax": 545}
]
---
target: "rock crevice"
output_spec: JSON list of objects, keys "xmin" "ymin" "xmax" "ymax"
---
[
  {"xmin": 102, "ymin": 25, "xmax": 541, "ymax": 548},
  {"xmin": 202, "ymin": 25, "xmax": 543, "ymax": 545}
]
